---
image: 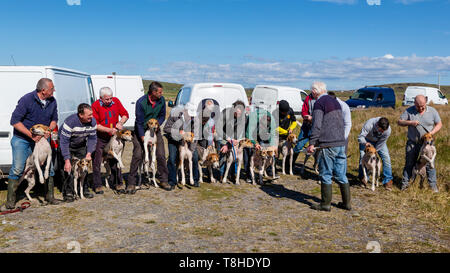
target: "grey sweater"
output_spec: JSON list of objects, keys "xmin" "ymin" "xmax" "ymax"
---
[
  {"xmin": 358, "ymin": 117, "xmax": 391, "ymax": 150},
  {"xmin": 309, "ymin": 94, "xmax": 346, "ymax": 148}
]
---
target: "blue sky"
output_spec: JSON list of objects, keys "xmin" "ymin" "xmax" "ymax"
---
[{"xmin": 0, "ymin": 0, "xmax": 449, "ymax": 89}]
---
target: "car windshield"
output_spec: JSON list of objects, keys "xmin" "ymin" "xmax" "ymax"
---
[
  {"xmin": 351, "ymin": 90, "xmax": 375, "ymax": 101},
  {"xmin": 438, "ymin": 91, "xmax": 446, "ymax": 99}
]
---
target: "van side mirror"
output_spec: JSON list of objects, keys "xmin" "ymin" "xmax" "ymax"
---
[{"xmin": 168, "ymin": 100, "xmax": 174, "ymax": 107}]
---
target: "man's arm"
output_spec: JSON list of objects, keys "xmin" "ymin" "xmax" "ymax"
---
[
  {"xmin": 430, "ymin": 121, "xmax": 442, "ymax": 135},
  {"xmin": 116, "ymin": 98, "xmax": 129, "ymax": 130},
  {"xmin": 135, "ymin": 99, "xmax": 145, "ymax": 140},
  {"xmin": 86, "ymin": 120, "xmax": 98, "ymax": 160},
  {"xmin": 308, "ymin": 107, "xmax": 324, "ymax": 147},
  {"xmin": 358, "ymin": 120, "xmax": 370, "ymax": 145},
  {"xmin": 157, "ymin": 98, "xmax": 166, "ymax": 126}
]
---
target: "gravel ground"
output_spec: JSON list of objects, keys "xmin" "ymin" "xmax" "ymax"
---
[{"xmin": 1, "ymin": 144, "xmax": 449, "ymax": 253}]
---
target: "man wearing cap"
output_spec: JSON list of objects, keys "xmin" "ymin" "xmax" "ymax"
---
[
  {"xmin": 127, "ymin": 81, "xmax": 171, "ymax": 193},
  {"xmin": 164, "ymin": 102, "xmax": 200, "ymax": 187},
  {"xmin": 398, "ymin": 95, "xmax": 442, "ymax": 192}
]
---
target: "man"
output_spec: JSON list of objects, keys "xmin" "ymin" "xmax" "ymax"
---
[
  {"xmin": 306, "ymin": 81, "xmax": 350, "ymax": 211},
  {"xmin": 292, "ymin": 91, "xmax": 317, "ymax": 163},
  {"xmin": 91, "ymin": 87, "xmax": 129, "ymax": 194},
  {"xmin": 128, "ymin": 81, "xmax": 171, "ymax": 193},
  {"xmin": 218, "ymin": 100, "xmax": 248, "ymax": 181},
  {"xmin": 358, "ymin": 117, "xmax": 393, "ymax": 190},
  {"xmin": 59, "ymin": 103, "xmax": 97, "ymax": 201},
  {"xmin": 275, "ymin": 100, "xmax": 297, "ymax": 140},
  {"xmin": 398, "ymin": 95, "xmax": 442, "ymax": 192},
  {"xmin": 328, "ymin": 91, "xmax": 352, "ymax": 153},
  {"xmin": 6, "ymin": 78, "xmax": 59, "ymax": 209},
  {"xmin": 164, "ymin": 102, "xmax": 200, "ymax": 187}
]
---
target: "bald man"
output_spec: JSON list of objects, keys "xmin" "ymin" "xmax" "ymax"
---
[{"xmin": 398, "ymin": 95, "xmax": 442, "ymax": 192}]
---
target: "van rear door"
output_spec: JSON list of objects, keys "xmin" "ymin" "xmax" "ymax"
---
[
  {"xmin": 252, "ymin": 86, "xmax": 278, "ymax": 106},
  {"xmin": 114, "ymin": 77, "xmax": 144, "ymax": 129},
  {"xmin": 0, "ymin": 70, "xmax": 44, "ymax": 169}
]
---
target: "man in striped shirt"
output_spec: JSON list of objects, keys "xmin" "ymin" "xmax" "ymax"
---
[{"xmin": 59, "ymin": 103, "xmax": 98, "ymax": 202}]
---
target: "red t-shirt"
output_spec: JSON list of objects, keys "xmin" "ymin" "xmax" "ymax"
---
[{"xmin": 92, "ymin": 97, "xmax": 129, "ymax": 138}]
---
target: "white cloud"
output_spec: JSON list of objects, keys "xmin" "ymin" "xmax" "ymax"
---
[{"xmin": 143, "ymin": 55, "xmax": 450, "ymax": 89}]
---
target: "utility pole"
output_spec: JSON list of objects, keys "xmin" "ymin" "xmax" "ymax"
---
[{"xmin": 10, "ymin": 55, "xmax": 16, "ymax": 66}]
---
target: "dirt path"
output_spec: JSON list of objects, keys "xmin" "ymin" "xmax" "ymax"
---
[{"xmin": 1, "ymin": 144, "xmax": 448, "ymax": 253}]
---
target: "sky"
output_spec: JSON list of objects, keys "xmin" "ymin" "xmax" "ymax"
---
[{"xmin": 0, "ymin": 0, "xmax": 449, "ymax": 90}]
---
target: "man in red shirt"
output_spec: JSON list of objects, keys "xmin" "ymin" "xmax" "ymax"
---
[{"xmin": 91, "ymin": 87, "xmax": 129, "ymax": 194}]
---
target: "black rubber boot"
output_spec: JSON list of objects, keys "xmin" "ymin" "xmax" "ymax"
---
[
  {"xmin": 83, "ymin": 182, "xmax": 94, "ymax": 199},
  {"xmin": 311, "ymin": 183, "xmax": 332, "ymax": 211},
  {"xmin": 6, "ymin": 178, "xmax": 19, "ymax": 209},
  {"xmin": 337, "ymin": 183, "xmax": 351, "ymax": 210},
  {"xmin": 45, "ymin": 177, "xmax": 62, "ymax": 205},
  {"xmin": 292, "ymin": 152, "xmax": 299, "ymax": 165}
]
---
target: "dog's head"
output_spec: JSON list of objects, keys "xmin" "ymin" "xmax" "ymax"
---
[
  {"xmin": 30, "ymin": 124, "xmax": 50, "ymax": 136},
  {"xmin": 76, "ymin": 158, "xmax": 91, "ymax": 173},
  {"xmin": 146, "ymin": 118, "xmax": 160, "ymax": 130},
  {"xmin": 422, "ymin": 133, "xmax": 434, "ymax": 145},
  {"xmin": 239, "ymin": 139, "xmax": 254, "ymax": 149},
  {"xmin": 364, "ymin": 143, "xmax": 378, "ymax": 164},
  {"xmin": 206, "ymin": 153, "xmax": 220, "ymax": 168},
  {"xmin": 117, "ymin": 129, "xmax": 133, "ymax": 141},
  {"xmin": 182, "ymin": 132, "xmax": 195, "ymax": 143},
  {"xmin": 287, "ymin": 133, "xmax": 297, "ymax": 144}
]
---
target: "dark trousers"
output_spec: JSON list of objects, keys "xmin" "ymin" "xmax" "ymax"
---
[
  {"xmin": 92, "ymin": 137, "xmax": 123, "ymax": 189},
  {"xmin": 128, "ymin": 131, "xmax": 168, "ymax": 186},
  {"xmin": 243, "ymin": 147, "xmax": 253, "ymax": 179}
]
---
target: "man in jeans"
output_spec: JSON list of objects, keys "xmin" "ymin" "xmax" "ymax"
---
[
  {"xmin": 91, "ymin": 87, "xmax": 129, "ymax": 194},
  {"xmin": 306, "ymin": 81, "xmax": 350, "ymax": 212},
  {"xmin": 358, "ymin": 117, "xmax": 393, "ymax": 190},
  {"xmin": 59, "ymin": 103, "xmax": 98, "ymax": 201},
  {"xmin": 127, "ymin": 81, "xmax": 171, "ymax": 193},
  {"xmin": 6, "ymin": 78, "xmax": 59, "ymax": 209},
  {"xmin": 398, "ymin": 95, "xmax": 442, "ymax": 192}
]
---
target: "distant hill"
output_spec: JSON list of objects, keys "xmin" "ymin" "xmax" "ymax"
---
[{"xmin": 142, "ymin": 80, "xmax": 182, "ymax": 99}]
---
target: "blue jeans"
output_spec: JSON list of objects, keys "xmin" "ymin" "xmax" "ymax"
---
[
  {"xmin": 167, "ymin": 139, "xmax": 199, "ymax": 186},
  {"xmin": 401, "ymin": 140, "xmax": 437, "ymax": 187},
  {"xmin": 358, "ymin": 142, "xmax": 393, "ymax": 184},
  {"xmin": 317, "ymin": 146, "xmax": 349, "ymax": 185},
  {"xmin": 293, "ymin": 125, "xmax": 311, "ymax": 153},
  {"xmin": 8, "ymin": 136, "xmax": 54, "ymax": 180}
]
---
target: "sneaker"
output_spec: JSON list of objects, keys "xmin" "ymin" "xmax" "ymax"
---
[
  {"xmin": 431, "ymin": 185, "xmax": 439, "ymax": 193},
  {"xmin": 384, "ymin": 180, "xmax": 393, "ymax": 191}
]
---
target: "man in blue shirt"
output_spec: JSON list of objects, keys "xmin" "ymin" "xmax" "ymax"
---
[{"xmin": 6, "ymin": 78, "xmax": 59, "ymax": 209}]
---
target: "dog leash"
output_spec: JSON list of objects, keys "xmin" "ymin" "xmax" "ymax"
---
[{"xmin": 0, "ymin": 202, "xmax": 31, "ymax": 215}]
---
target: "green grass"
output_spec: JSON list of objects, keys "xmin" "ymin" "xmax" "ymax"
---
[{"xmin": 192, "ymin": 226, "xmax": 224, "ymax": 237}]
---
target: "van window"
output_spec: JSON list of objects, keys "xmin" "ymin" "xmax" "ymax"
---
[
  {"xmin": 194, "ymin": 86, "xmax": 246, "ymax": 109},
  {"xmin": 179, "ymin": 87, "xmax": 191, "ymax": 105},
  {"xmin": 438, "ymin": 91, "xmax": 446, "ymax": 99},
  {"xmin": 253, "ymin": 87, "xmax": 277, "ymax": 105},
  {"xmin": 351, "ymin": 90, "xmax": 375, "ymax": 101},
  {"xmin": 174, "ymin": 89, "xmax": 182, "ymax": 105},
  {"xmin": 53, "ymin": 72, "xmax": 91, "ymax": 123}
]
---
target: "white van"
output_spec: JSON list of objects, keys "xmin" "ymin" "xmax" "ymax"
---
[
  {"xmin": 169, "ymin": 83, "xmax": 249, "ymax": 112},
  {"xmin": 250, "ymin": 85, "xmax": 308, "ymax": 119},
  {"xmin": 402, "ymin": 86, "xmax": 448, "ymax": 106},
  {"xmin": 0, "ymin": 66, "xmax": 95, "ymax": 177},
  {"xmin": 90, "ymin": 75, "xmax": 144, "ymax": 129}
]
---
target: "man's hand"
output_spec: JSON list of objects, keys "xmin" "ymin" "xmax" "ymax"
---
[
  {"xmin": 306, "ymin": 145, "xmax": 315, "ymax": 154},
  {"xmin": 288, "ymin": 129, "xmax": 293, "ymax": 134},
  {"xmin": 85, "ymin": 153, "xmax": 92, "ymax": 161},
  {"xmin": 220, "ymin": 145, "xmax": 228, "ymax": 153},
  {"xmin": 255, "ymin": 144, "xmax": 261, "ymax": 150},
  {"xmin": 110, "ymin": 128, "xmax": 118, "ymax": 135},
  {"xmin": 231, "ymin": 139, "xmax": 238, "ymax": 146},
  {"xmin": 410, "ymin": 120, "xmax": 420, "ymax": 127},
  {"xmin": 365, "ymin": 143, "xmax": 371, "ymax": 148},
  {"xmin": 304, "ymin": 115, "xmax": 312, "ymax": 122},
  {"xmin": 116, "ymin": 122, "xmax": 124, "ymax": 131},
  {"xmin": 141, "ymin": 136, "xmax": 145, "ymax": 143},
  {"xmin": 64, "ymin": 160, "xmax": 72, "ymax": 173},
  {"xmin": 44, "ymin": 131, "xmax": 51, "ymax": 139}
]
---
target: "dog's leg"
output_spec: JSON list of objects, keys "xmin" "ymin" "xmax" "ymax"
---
[
  {"xmin": 24, "ymin": 173, "xmax": 36, "ymax": 202},
  {"xmin": 44, "ymin": 153, "xmax": 51, "ymax": 180},
  {"xmin": 180, "ymin": 157, "xmax": 186, "ymax": 186},
  {"xmin": 289, "ymin": 149, "xmax": 294, "ymax": 175},
  {"xmin": 313, "ymin": 152, "xmax": 319, "ymax": 174},
  {"xmin": 143, "ymin": 140, "xmax": 150, "ymax": 165},
  {"xmin": 188, "ymin": 156, "xmax": 194, "ymax": 186},
  {"xmin": 235, "ymin": 157, "xmax": 242, "ymax": 185},
  {"xmin": 281, "ymin": 153, "xmax": 286, "ymax": 175},
  {"xmin": 222, "ymin": 155, "xmax": 232, "ymax": 183},
  {"xmin": 151, "ymin": 145, "xmax": 158, "ymax": 187},
  {"xmin": 111, "ymin": 150, "xmax": 125, "ymax": 170},
  {"xmin": 371, "ymin": 166, "xmax": 376, "ymax": 191},
  {"xmin": 249, "ymin": 156, "xmax": 256, "ymax": 185},
  {"xmin": 80, "ymin": 172, "xmax": 85, "ymax": 200},
  {"xmin": 198, "ymin": 162, "xmax": 204, "ymax": 183},
  {"xmin": 301, "ymin": 154, "xmax": 310, "ymax": 175},
  {"xmin": 73, "ymin": 174, "xmax": 79, "ymax": 199},
  {"xmin": 208, "ymin": 165, "xmax": 216, "ymax": 183},
  {"xmin": 272, "ymin": 157, "xmax": 276, "ymax": 180},
  {"xmin": 362, "ymin": 166, "xmax": 368, "ymax": 188},
  {"xmin": 34, "ymin": 151, "xmax": 45, "ymax": 184}
]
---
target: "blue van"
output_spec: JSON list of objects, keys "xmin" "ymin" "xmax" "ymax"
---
[{"xmin": 345, "ymin": 87, "xmax": 396, "ymax": 109}]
